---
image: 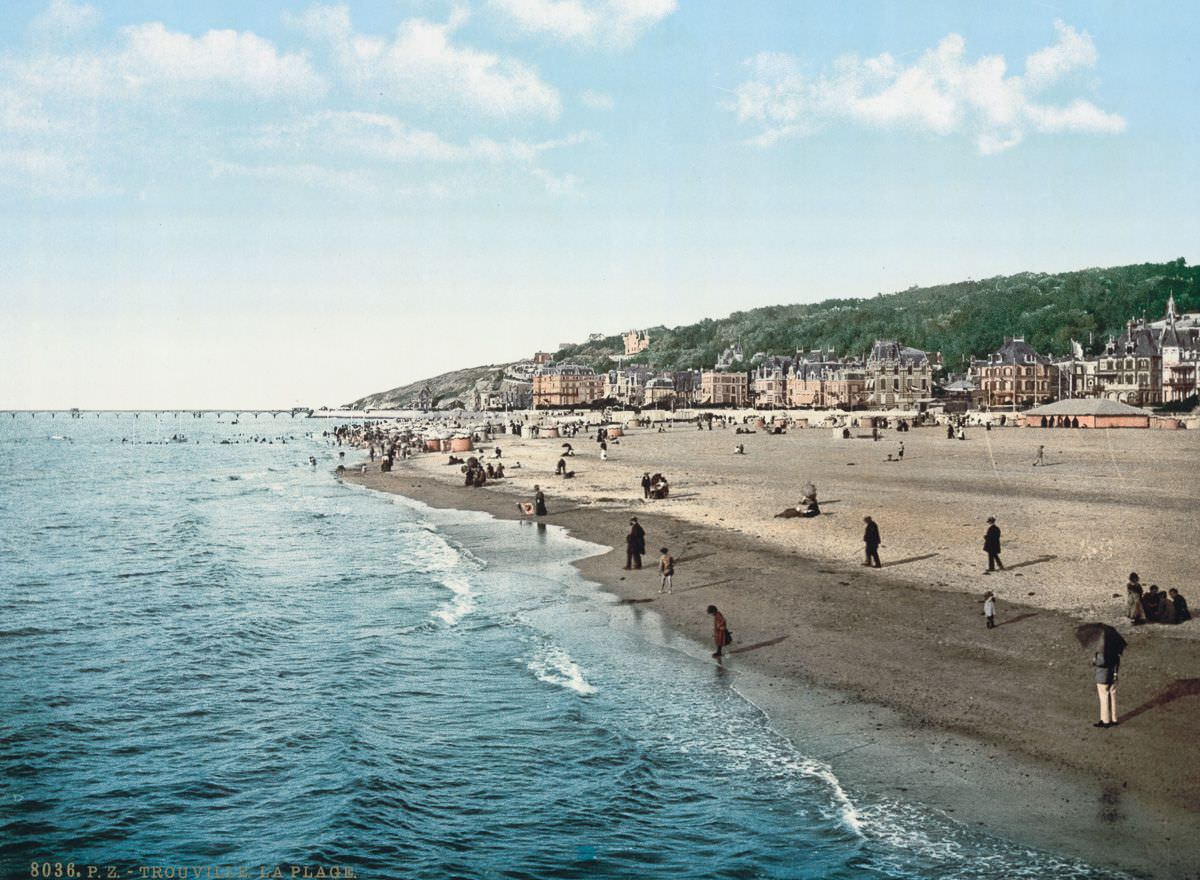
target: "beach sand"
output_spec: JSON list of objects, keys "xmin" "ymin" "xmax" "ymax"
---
[{"xmin": 345, "ymin": 421, "xmax": 1200, "ymax": 878}]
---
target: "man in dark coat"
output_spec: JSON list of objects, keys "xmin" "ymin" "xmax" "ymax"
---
[
  {"xmin": 625, "ymin": 517, "xmax": 646, "ymax": 569},
  {"xmin": 984, "ymin": 516, "xmax": 1004, "ymax": 572},
  {"xmin": 862, "ymin": 516, "xmax": 881, "ymax": 568},
  {"xmin": 641, "ymin": 472, "xmax": 652, "ymax": 499},
  {"xmin": 1168, "ymin": 588, "xmax": 1191, "ymax": 623}
]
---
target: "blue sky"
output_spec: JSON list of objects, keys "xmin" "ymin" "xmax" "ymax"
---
[{"xmin": 2, "ymin": 0, "xmax": 1197, "ymax": 408}]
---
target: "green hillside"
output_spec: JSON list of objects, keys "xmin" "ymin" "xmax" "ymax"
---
[
  {"xmin": 349, "ymin": 259, "xmax": 1199, "ymax": 408},
  {"xmin": 557, "ymin": 259, "xmax": 1198, "ymax": 371}
]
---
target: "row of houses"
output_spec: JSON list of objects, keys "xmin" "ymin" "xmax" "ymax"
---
[
  {"xmin": 515, "ymin": 297, "xmax": 1200, "ymax": 411},
  {"xmin": 972, "ymin": 297, "xmax": 1200, "ymax": 408},
  {"xmin": 528, "ymin": 340, "xmax": 940, "ymax": 409}
]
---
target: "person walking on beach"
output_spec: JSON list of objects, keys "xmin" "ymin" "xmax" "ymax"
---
[
  {"xmin": 1092, "ymin": 645, "xmax": 1120, "ymax": 728},
  {"xmin": 1032, "ymin": 445, "xmax": 1045, "ymax": 467},
  {"xmin": 625, "ymin": 517, "xmax": 646, "ymax": 570},
  {"xmin": 897, "ymin": 441, "xmax": 904, "ymax": 461},
  {"xmin": 983, "ymin": 591, "xmax": 996, "ymax": 628},
  {"xmin": 984, "ymin": 517, "xmax": 1004, "ymax": 572},
  {"xmin": 658, "ymin": 548, "xmax": 674, "ymax": 594},
  {"xmin": 707, "ymin": 605, "xmax": 730, "ymax": 658},
  {"xmin": 641, "ymin": 472, "xmax": 652, "ymax": 499},
  {"xmin": 862, "ymin": 516, "xmax": 882, "ymax": 568},
  {"xmin": 534, "ymin": 485, "xmax": 548, "ymax": 517}
]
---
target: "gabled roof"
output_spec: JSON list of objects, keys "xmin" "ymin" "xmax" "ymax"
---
[
  {"xmin": 1025, "ymin": 399, "xmax": 1154, "ymax": 416},
  {"xmin": 868, "ymin": 339, "xmax": 929, "ymax": 365},
  {"xmin": 1110, "ymin": 324, "xmax": 1160, "ymax": 357},
  {"xmin": 988, "ymin": 337, "xmax": 1048, "ymax": 365}
]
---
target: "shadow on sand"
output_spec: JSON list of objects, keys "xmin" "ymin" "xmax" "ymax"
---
[
  {"xmin": 994, "ymin": 612, "xmax": 1039, "ymax": 628},
  {"xmin": 881, "ymin": 553, "xmax": 939, "ymax": 568},
  {"xmin": 1121, "ymin": 678, "xmax": 1200, "ymax": 724},
  {"xmin": 673, "ymin": 577, "xmax": 738, "ymax": 594},
  {"xmin": 1005, "ymin": 554, "xmax": 1058, "ymax": 570},
  {"xmin": 729, "ymin": 635, "xmax": 789, "ymax": 655}
]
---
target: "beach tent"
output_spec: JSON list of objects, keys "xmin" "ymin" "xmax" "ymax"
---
[{"xmin": 1021, "ymin": 399, "xmax": 1153, "ymax": 429}]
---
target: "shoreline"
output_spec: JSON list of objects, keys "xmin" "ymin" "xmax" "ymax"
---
[{"xmin": 342, "ymin": 427, "xmax": 1200, "ymax": 879}]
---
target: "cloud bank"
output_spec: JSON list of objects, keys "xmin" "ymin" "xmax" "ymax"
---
[
  {"xmin": 488, "ymin": 0, "xmax": 676, "ymax": 48},
  {"xmin": 288, "ymin": 4, "xmax": 560, "ymax": 119},
  {"xmin": 731, "ymin": 21, "xmax": 1126, "ymax": 154}
]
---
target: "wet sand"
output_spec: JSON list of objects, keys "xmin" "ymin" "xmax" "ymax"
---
[{"xmin": 345, "ymin": 421, "xmax": 1200, "ymax": 878}]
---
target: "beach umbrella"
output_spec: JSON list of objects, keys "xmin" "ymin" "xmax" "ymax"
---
[{"xmin": 1074, "ymin": 623, "xmax": 1127, "ymax": 658}]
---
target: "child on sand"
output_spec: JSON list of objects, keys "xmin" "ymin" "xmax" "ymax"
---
[
  {"xmin": 658, "ymin": 548, "xmax": 674, "ymax": 594},
  {"xmin": 707, "ymin": 605, "xmax": 730, "ymax": 658},
  {"xmin": 984, "ymin": 591, "xmax": 996, "ymax": 629}
]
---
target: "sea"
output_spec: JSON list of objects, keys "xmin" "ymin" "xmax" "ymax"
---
[{"xmin": 0, "ymin": 414, "xmax": 1128, "ymax": 880}]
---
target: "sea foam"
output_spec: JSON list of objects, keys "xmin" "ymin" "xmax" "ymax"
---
[{"xmin": 526, "ymin": 643, "xmax": 597, "ymax": 696}]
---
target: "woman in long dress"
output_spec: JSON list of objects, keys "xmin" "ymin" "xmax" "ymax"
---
[{"xmin": 1125, "ymin": 573, "xmax": 1146, "ymax": 624}]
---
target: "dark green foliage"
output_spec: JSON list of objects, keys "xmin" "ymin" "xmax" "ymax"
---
[
  {"xmin": 348, "ymin": 261, "xmax": 1199, "ymax": 406},
  {"xmin": 632, "ymin": 261, "xmax": 1198, "ymax": 370}
]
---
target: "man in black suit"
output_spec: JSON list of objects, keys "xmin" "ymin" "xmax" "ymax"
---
[
  {"xmin": 984, "ymin": 516, "xmax": 1004, "ymax": 572},
  {"xmin": 862, "ymin": 516, "xmax": 881, "ymax": 568},
  {"xmin": 625, "ymin": 517, "xmax": 646, "ymax": 570}
]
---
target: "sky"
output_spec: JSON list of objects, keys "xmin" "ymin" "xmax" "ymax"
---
[{"xmin": 1, "ymin": 0, "xmax": 1197, "ymax": 408}]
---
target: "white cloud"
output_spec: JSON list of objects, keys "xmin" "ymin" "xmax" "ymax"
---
[
  {"xmin": 257, "ymin": 110, "xmax": 592, "ymax": 164},
  {"xmin": 4, "ymin": 21, "xmax": 324, "ymax": 104},
  {"xmin": 1024, "ymin": 20, "xmax": 1098, "ymax": 88},
  {"xmin": 115, "ymin": 22, "xmax": 325, "ymax": 99},
  {"xmin": 209, "ymin": 160, "xmax": 377, "ymax": 195},
  {"xmin": 289, "ymin": 4, "xmax": 560, "ymax": 118},
  {"xmin": 579, "ymin": 89, "xmax": 613, "ymax": 109},
  {"xmin": 0, "ymin": 148, "xmax": 117, "ymax": 198},
  {"xmin": 0, "ymin": 86, "xmax": 52, "ymax": 132},
  {"xmin": 1026, "ymin": 99, "xmax": 1126, "ymax": 134},
  {"xmin": 531, "ymin": 166, "xmax": 581, "ymax": 196},
  {"xmin": 730, "ymin": 21, "xmax": 1124, "ymax": 154},
  {"xmin": 488, "ymin": 0, "xmax": 675, "ymax": 48},
  {"xmin": 29, "ymin": 0, "xmax": 101, "ymax": 45}
]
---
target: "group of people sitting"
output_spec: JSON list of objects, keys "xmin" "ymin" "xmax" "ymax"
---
[
  {"xmin": 1126, "ymin": 573, "xmax": 1191, "ymax": 625},
  {"xmin": 775, "ymin": 483, "xmax": 820, "ymax": 518},
  {"xmin": 462, "ymin": 456, "xmax": 505, "ymax": 487},
  {"xmin": 640, "ymin": 472, "xmax": 669, "ymax": 499}
]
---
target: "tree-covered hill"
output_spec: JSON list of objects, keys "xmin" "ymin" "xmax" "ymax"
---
[
  {"xmin": 348, "ymin": 259, "xmax": 1198, "ymax": 407},
  {"xmin": 555, "ymin": 259, "xmax": 1198, "ymax": 372}
]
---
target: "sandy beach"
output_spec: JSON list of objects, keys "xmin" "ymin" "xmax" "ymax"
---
[{"xmin": 345, "ymin": 419, "xmax": 1200, "ymax": 878}]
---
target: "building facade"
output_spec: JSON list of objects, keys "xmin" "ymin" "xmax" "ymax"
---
[
  {"xmin": 972, "ymin": 337, "xmax": 1055, "ymax": 409},
  {"xmin": 532, "ymin": 365, "xmax": 604, "ymax": 407},
  {"xmin": 1157, "ymin": 296, "xmax": 1200, "ymax": 401},
  {"xmin": 752, "ymin": 356, "xmax": 792, "ymax": 408},
  {"xmin": 604, "ymin": 365, "xmax": 655, "ymax": 406},
  {"xmin": 700, "ymin": 370, "xmax": 750, "ymax": 407},
  {"xmin": 623, "ymin": 330, "xmax": 650, "ymax": 355},
  {"xmin": 786, "ymin": 350, "xmax": 867, "ymax": 408},
  {"xmin": 864, "ymin": 340, "xmax": 935, "ymax": 409},
  {"xmin": 1094, "ymin": 321, "xmax": 1162, "ymax": 407}
]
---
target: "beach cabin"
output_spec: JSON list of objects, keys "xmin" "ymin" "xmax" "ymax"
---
[{"xmin": 1020, "ymin": 399, "xmax": 1153, "ymax": 429}]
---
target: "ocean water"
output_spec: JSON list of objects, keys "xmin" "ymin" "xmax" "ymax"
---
[{"xmin": 0, "ymin": 415, "xmax": 1126, "ymax": 880}]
